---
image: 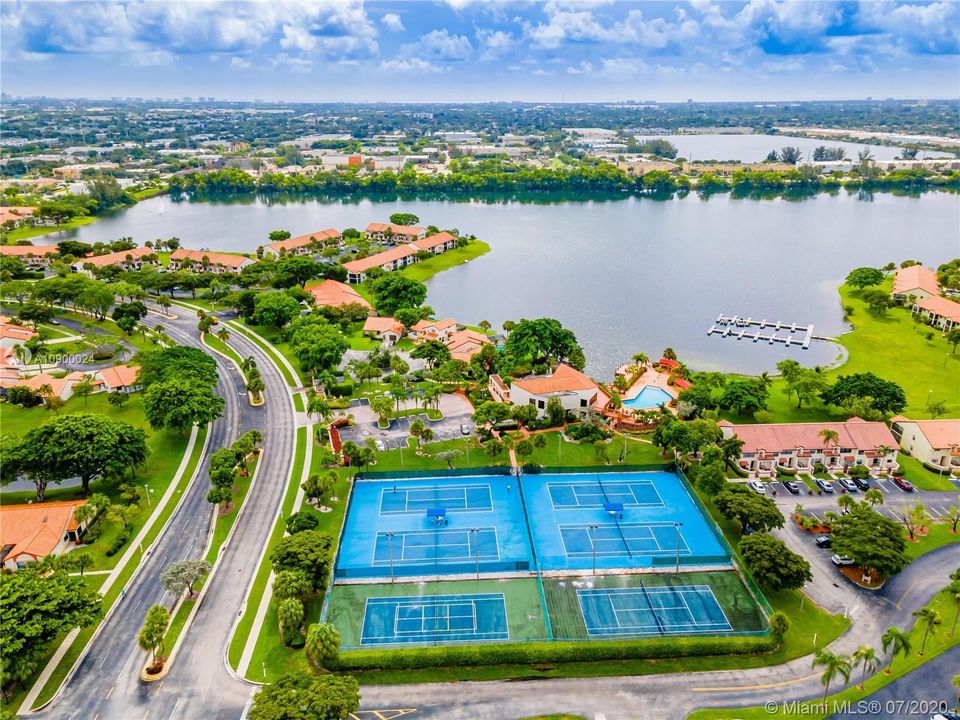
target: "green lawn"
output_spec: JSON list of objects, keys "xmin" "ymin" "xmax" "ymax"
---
[
  {"xmin": 231, "ymin": 319, "xmax": 300, "ymax": 386},
  {"xmin": 686, "ymin": 584, "xmax": 960, "ymax": 719},
  {"xmin": 904, "ymin": 522, "xmax": 960, "ymax": 561},
  {"xmin": 721, "ymin": 279, "xmax": 960, "ymax": 424},
  {"xmin": 533, "ymin": 431, "xmax": 664, "ymax": 467},
  {"xmin": 372, "ymin": 436, "xmax": 510, "ymax": 472},
  {"xmin": 896, "ymin": 453, "xmax": 958, "ymax": 491},
  {"xmin": 0, "ymin": 216, "xmax": 96, "ymax": 243},
  {"xmin": 396, "ymin": 240, "xmax": 490, "ymax": 284}
]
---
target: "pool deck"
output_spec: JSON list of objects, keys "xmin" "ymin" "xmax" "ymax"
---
[{"xmin": 622, "ymin": 367, "xmax": 679, "ymax": 403}]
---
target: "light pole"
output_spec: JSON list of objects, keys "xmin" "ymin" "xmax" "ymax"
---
[
  {"xmin": 674, "ymin": 522, "xmax": 684, "ymax": 574},
  {"xmin": 471, "ymin": 527, "xmax": 480, "ymax": 580},
  {"xmin": 589, "ymin": 524, "xmax": 599, "ymax": 576},
  {"xmin": 385, "ymin": 532, "xmax": 395, "ymax": 584},
  {"xmin": 143, "ymin": 483, "xmax": 151, "ymax": 507}
]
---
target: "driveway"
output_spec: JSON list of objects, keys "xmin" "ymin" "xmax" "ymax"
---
[{"xmin": 339, "ymin": 393, "xmax": 474, "ymax": 450}]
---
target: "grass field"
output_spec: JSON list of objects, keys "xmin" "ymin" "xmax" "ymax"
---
[
  {"xmin": 326, "ymin": 577, "xmax": 548, "ymax": 649},
  {"xmin": 0, "ymin": 216, "xmax": 96, "ymax": 243},
  {"xmin": 396, "ymin": 240, "xmax": 491, "ymax": 284},
  {"xmin": 372, "ymin": 436, "xmax": 511, "ymax": 472},
  {"xmin": 534, "ymin": 431, "xmax": 664, "ymax": 467},
  {"xmin": 904, "ymin": 523, "xmax": 960, "ymax": 560},
  {"xmin": 543, "ymin": 571, "xmax": 767, "ymax": 640},
  {"xmin": 896, "ymin": 453, "xmax": 958, "ymax": 492}
]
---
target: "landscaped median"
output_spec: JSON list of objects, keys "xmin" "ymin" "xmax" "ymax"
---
[
  {"xmin": 21, "ymin": 423, "xmax": 210, "ymax": 713},
  {"xmin": 227, "ymin": 319, "xmax": 302, "ymax": 388}
]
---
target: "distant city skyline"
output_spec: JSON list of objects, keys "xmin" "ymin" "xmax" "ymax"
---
[{"xmin": 2, "ymin": 0, "xmax": 958, "ymax": 103}]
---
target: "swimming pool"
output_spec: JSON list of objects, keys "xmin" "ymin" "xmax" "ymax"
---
[{"xmin": 623, "ymin": 385, "xmax": 674, "ymax": 409}]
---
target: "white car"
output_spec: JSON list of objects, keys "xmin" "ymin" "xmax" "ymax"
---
[
  {"xmin": 831, "ymin": 555, "xmax": 854, "ymax": 567},
  {"xmin": 748, "ymin": 480, "xmax": 766, "ymax": 494},
  {"xmin": 374, "ymin": 439, "xmax": 386, "ymax": 452}
]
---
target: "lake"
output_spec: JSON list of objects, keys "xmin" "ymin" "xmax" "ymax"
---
[
  {"xmin": 50, "ymin": 191, "xmax": 959, "ymax": 379},
  {"xmin": 642, "ymin": 133, "xmax": 952, "ymax": 163}
]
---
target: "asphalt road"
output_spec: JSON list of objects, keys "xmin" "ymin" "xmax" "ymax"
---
[{"xmin": 38, "ymin": 306, "xmax": 295, "ymax": 720}]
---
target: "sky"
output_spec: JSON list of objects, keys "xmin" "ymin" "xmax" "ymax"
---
[{"xmin": 1, "ymin": 0, "xmax": 958, "ymax": 103}]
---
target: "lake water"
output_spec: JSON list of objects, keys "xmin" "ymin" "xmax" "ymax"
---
[
  {"xmin": 50, "ymin": 191, "xmax": 959, "ymax": 379},
  {"xmin": 645, "ymin": 134, "xmax": 952, "ymax": 163}
]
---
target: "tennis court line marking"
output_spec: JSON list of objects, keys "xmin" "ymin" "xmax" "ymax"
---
[
  {"xmin": 360, "ymin": 593, "xmax": 509, "ymax": 645},
  {"xmin": 577, "ymin": 585, "xmax": 734, "ymax": 635},
  {"xmin": 370, "ymin": 526, "xmax": 502, "ymax": 565},
  {"xmin": 546, "ymin": 480, "xmax": 664, "ymax": 510},
  {"xmin": 691, "ymin": 672, "xmax": 822, "ymax": 692},
  {"xmin": 378, "ymin": 483, "xmax": 495, "ymax": 514},
  {"xmin": 558, "ymin": 523, "xmax": 691, "ymax": 558}
]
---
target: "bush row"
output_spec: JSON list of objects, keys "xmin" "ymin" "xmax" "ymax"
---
[{"xmin": 332, "ymin": 634, "xmax": 775, "ymax": 671}]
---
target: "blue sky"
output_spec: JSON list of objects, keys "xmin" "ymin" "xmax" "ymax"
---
[{"xmin": 2, "ymin": 1, "xmax": 958, "ymax": 102}]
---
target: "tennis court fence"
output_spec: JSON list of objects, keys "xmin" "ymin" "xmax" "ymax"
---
[
  {"xmin": 358, "ymin": 467, "xmax": 513, "ymax": 481},
  {"xmin": 334, "ymin": 559, "xmax": 532, "ymax": 580}
]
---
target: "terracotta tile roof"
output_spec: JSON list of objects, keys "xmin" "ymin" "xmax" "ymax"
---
[
  {"xmin": 512, "ymin": 363, "xmax": 599, "ymax": 395},
  {"xmin": 657, "ymin": 358, "xmax": 681, "ymax": 370},
  {"xmin": 412, "ymin": 317, "xmax": 457, "ymax": 333},
  {"xmin": 0, "ymin": 500, "xmax": 86, "ymax": 565},
  {"xmin": 915, "ymin": 295, "xmax": 960, "ymax": 324},
  {"xmin": 893, "ymin": 265, "xmax": 940, "ymax": 296},
  {"xmin": 901, "ymin": 419, "xmax": 960, "ymax": 450},
  {"xmin": 412, "ymin": 232, "xmax": 456, "ymax": 251},
  {"xmin": 724, "ymin": 419, "xmax": 897, "ymax": 454},
  {"xmin": 305, "ymin": 279, "xmax": 371, "ymax": 310},
  {"xmin": 0, "ymin": 319, "xmax": 38, "ymax": 343},
  {"xmin": 446, "ymin": 329, "xmax": 492, "ymax": 361},
  {"xmin": 366, "ymin": 222, "xmax": 424, "ymax": 236},
  {"xmin": 0, "ymin": 243, "xmax": 57, "ymax": 257},
  {"xmin": 98, "ymin": 364, "xmax": 140, "ymax": 390},
  {"xmin": 673, "ymin": 378, "xmax": 692, "ymax": 390},
  {"xmin": 363, "ymin": 316, "xmax": 404, "ymax": 335},
  {"xmin": 266, "ymin": 228, "xmax": 339, "ymax": 254},
  {"xmin": 0, "ymin": 206, "xmax": 38, "ymax": 224},
  {"xmin": 170, "ymin": 248, "xmax": 252, "ymax": 270},
  {"xmin": 74, "ymin": 246, "xmax": 155, "ymax": 268},
  {"xmin": 0, "ymin": 371, "xmax": 99, "ymax": 398},
  {"xmin": 343, "ymin": 245, "xmax": 416, "ymax": 275}
]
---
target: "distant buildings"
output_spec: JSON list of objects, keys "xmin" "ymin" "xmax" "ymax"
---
[
  {"xmin": 343, "ymin": 232, "xmax": 461, "ymax": 283},
  {"xmin": 168, "ymin": 248, "xmax": 255, "ymax": 274},
  {"xmin": 305, "ymin": 279, "xmax": 371, "ymax": 311},
  {"xmin": 71, "ymin": 247, "xmax": 157, "ymax": 276},
  {"xmin": 365, "ymin": 222, "xmax": 426, "ymax": 244},
  {"xmin": 0, "ymin": 243, "xmax": 58, "ymax": 269},
  {"xmin": 912, "ymin": 295, "xmax": 960, "ymax": 331},
  {"xmin": 262, "ymin": 228, "xmax": 341, "ymax": 258}
]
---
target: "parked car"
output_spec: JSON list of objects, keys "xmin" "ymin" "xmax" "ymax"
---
[
  {"xmin": 748, "ymin": 480, "xmax": 766, "ymax": 494},
  {"xmin": 815, "ymin": 535, "xmax": 832, "ymax": 549},
  {"xmin": 374, "ymin": 439, "xmax": 386, "ymax": 452},
  {"xmin": 831, "ymin": 554, "xmax": 854, "ymax": 567},
  {"xmin": 838, "ymin": 478, "xmax": 858, "ymax": 493},
  {"xmin": 782, "ymin": 480, "xmax": 801, "ymax": 495},
  {"xmin": 851, "ymin": 476, "xmax": 871, "ymax": 491},
  {"xmin": 460, "ymin": 423, "xmax": 472, "ymax": 436},
  {"xmin": 892, "ymin": 476, "xmax": 914, "ymax": 491},
  {"xmin": 815, "ymin": 479, "xmax": 835, "ymax": 493}
]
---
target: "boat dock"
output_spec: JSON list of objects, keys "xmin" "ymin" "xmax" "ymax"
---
[{"xmin": 706, "ymin": 314, "xmax": 819, "ymax": 349}]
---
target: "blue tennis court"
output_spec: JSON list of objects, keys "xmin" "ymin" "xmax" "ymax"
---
[
  {"xmin": 520, "ymin": 471, "xmax": 730, "ymax": 572},
  {"xmin": 559, "ymin": 522, "xmax": 689, "ymax": 558},
  {"xmin": 578, "ymin": 585, "xmax": 733, "ymax": 636},
  {"xmin": 360, "ymin": 593, "xmax": 509, "ymax": 645},
  {"xmin": 548, "ymin": 480, "xmax": 662, "ymax": 509},
  {"xmin": 373, "ymin": 527, "xmax": 500, "ymax": 565},
  {"xmin": 336, "ymin": 475, "xmax": 533, "ymax": 579},
  {"xmin": 380, "ymin": 483, "xmax": 493, "ymax": 514}
]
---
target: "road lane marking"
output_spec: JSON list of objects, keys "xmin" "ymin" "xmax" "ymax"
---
[
  {"xmin": 169, "ymin": 698, "xmax": 183, "ymax": 719},
  {"xmin": 98, "ymin": 650, "xmax": 111, "ymax": 669},
  {"xmin": 106, "ymin": 686, "xmax": 114, "ymax": 700},
  {"xmin": 692, "ymin": 671, "xmax": 821, "ymax": 692}
]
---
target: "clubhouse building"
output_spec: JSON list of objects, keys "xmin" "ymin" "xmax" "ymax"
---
[{"xmin": 490, "ymin": 363, "xmax": 611, "ymax": 419}]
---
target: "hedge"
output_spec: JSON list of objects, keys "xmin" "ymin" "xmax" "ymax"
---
[{"xmin": 331, "ymin": 634, "xmax": 775, "ymax": 671}]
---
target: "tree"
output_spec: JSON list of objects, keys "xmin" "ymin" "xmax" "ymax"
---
[
  {"xmin": 821, "ymin": 372, "xmax": 906, "ymax": 415},
  {"xmin": 18, "ymin": 301, "xmax": 53, "ymax": 329},
  {"xmin": 504, "ymin": 318, "xmax": 585, "ymax": 369},
  {"xmin": 435, "ymin": 449, "xmax": 461, "ymax": 469},
  {"xmin": 273, "ymin": 256, "xmax": 322, "ymax": 289},
  {"xmin": 947, "ymin": 328, "xmax": 960, "ymax": 354},
  {"xmin": 831, "ymin": 505, "xmax": 908, "ymax": 578},
  {"xmin": 285, "ymin": 510, "xmax": 320, "ymax": 535},
  {"xmin": 738, "ymin": 533, "xmax": 811, "ymax": 591},
  {"xmin": 812, "ymin": 649, "xmax": 851, "ymax": 701},
  {"xmin": 251, "ymin": 291, "xmax": 301, "ymax": 328},
  {"xmin": 273, "ymin": 570, "xmax": 313, "ymax": 602},
  {"xmin": 278, "ymin": 598, "xmax": 305, "ymax": 646},
  {"xmin": 248, "ymin": 674, "xmax": 360, "ymax": 720},
  {"xmin": 410, "ymin": 339, "xmax": 451, "ymax": 369},
  {"xmin": 882, "ymin": 626, "xmax": 911, "ymax": 673},
  {"xmin": 138, "ymin": 605, "xmax": 169, "ymax": 666},
  {"xmin": 268, "ymin": 230, "xmax": 291, "ymax": 243},
  {"xmin": 302, "ymin": 472, "xmax": 336, "ymax": 508},
  {"xmin": 719, "ymin": 380, "xmax": 768, "ymax": 415},
  {"xmin": 370, "ymin": 395, "xmax": 393, "ymax": 425},
  {"xmin": 778, "ymin": 146, "xmax": 802, "ymax": 164},
  {"xmin": 769, "ymin": 611, "xmax": 790, "ymax": 642},
  {"xmin": 247, "ymin": 374, "xmax": 265, "ymax": 401},
  {"xmin": 511, "ymin": 403, "xmax": 538, "ymax": 429},
  {"xmin": 546, "ymin": 396, "xmax": 566, "ymax": 427},
  {"xmin": 138, "ymin": 347, "xmax": 218, "ymax": 388},
  {"xmin": 714, "ymin": 486, "xmax": 784, "ymax": 532},
  {"xmin": 515, "ymin": 439, "xmax": 534, "ymax": 464},
  {"xmin": 0, "ymin": 565, "xmax": 102, "ymax": 689},
  {"xmin": 696, "ymin": 460, "xmax": 727, "ymax": 496},
  {"xmin": 913, "ymin": 607, "xmax": 942, "ymax": 655},
  {"xmin": 290, "ymin": 321, "xmax": 348, "ymax": 374},
  {"xmin": 107, "ymin": 391, "xmax": 131, "ymax": 409},
  {"xmin": 472, "ymin": 401, "xmax": 513, "ymax": 427},
  {"xmin": 305, "ymin": 623, "xmax": 341, "ymax": 670},
  {"xmin": 370, "ymin": 274, "xmax": 427, "ymax": 315},
  {"xmin": 852, "ymin": 645, "xmax": 878, "ymax": 689},
  {"xmin": 270, "ymin": 530, "xmax": 334, "ymax": 590},
  {"xmin": 144, "ymin": 379, "xmax": 225, "ymax": 433},
  {"xmin": 389, "ymin": 212, "xmax": 419, "ymax": 226},
  {"xmin": 845, "ymin": 267, "xmax": 885, "ymax": 289},
  {"xmin": 863, "ymin": 488, "xmax": 884, "ymax": 507},
  {"xmin": 160, "ymin": 560, "xmax": 210, "ymax": 601},
  {"xmin": 897, "ymin": 502, "xmax": 929, "ymax": 542},
  {"xmin": 73, "ymin": 379, "xmax": 94, "ymax": 405}
]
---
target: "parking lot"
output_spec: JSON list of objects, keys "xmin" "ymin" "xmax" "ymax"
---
[{"xmin": 338, "ymin": 394, "xmax": 476, "ymax": 451}]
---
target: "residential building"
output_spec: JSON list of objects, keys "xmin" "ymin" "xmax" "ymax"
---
[
  {"xmin": 71, "ymin": 247, "xmax": 157, "ymax": 276},
  {"xmin": 365, "ymin": 222, "xmax": 426, "ymax": 244},
  {"xmin": 445, "ymin": 329, "xmax": 492, "ymax": 362},
  {"xmin": 494, "ymin": 363, "xmax": 610, "ymax": 418},
  {"xmin": 0, "ymin": 316, "xmax": 38, "ymax": 348},
  {"xmin": 0, "ymin": 206, "xmax": 38, "ymax": 227},
  {"xmin": 717, "ymin": 418, "xmax": 899, "ymax": 478},
  {"xmin": 891, "ymin": 416, "xmax": 960, "ymax": 471},
  {"xmin": 0, "ymin": 371, "xmax": 100, "ymax": 403},
  {"xmin": 412, "ymin": 232, "xmax": 458, "ymax": 255},
  {"xmin": 0, "ymin": 243, "xmax": 58, "ymax": 269},
  {"xmin": 263, "ymin": 228, "xmax": 340, "ymax": 258},
  {"xmin": 892, "ymin": 265, "xmax": 940, "ymax": 302},
  {"xmin": 305, "ymin": 279, "xmax": 372, "ymax": 311},
  {"xmin": 362, "ymin": 316, "xmax": 404, "ymax": 345},
  {"xmin": 97, "ymin": 364, "xmax": 142, "ymax": 393},
  {"xmin": 168, "ymin": 248, "xmax": 255, "ymax": 274},
  {"xmin": 0, "ymin": 501, "xmax": 89, "ymax": 570},
  {"xmin": 410, "ymin": 318, "xmax": 458, "ymax": 343},
  {"xmin": 912, "ymin": 295, "xmax": 960, "ymax": 331},
  {"xmin": 342, "ymin": 245, "xmax": 418, "ymax": 284}
]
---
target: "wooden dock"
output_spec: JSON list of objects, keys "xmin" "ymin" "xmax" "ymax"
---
[{"xmin": 707, "ymin": 314, "xmax": 818, "ymax": 349}]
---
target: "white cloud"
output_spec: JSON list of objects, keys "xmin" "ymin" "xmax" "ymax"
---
[
  {"xmin": 525, "ymin": 2, "xmax": 698, "ymax": 49},
  {"xmin": 413, "ymin": 29, "xmax": 473, "ymax": 61},
  {"xmin": 565, "ymin": 60, "xmax": 594, "ymax": 74},
  {"xmin": 476, "ymin": 28, "xmax": 515, "ymax": 59},
  {"xmin": 381, "ymin": 13, "xmax": 404, "ymax": 32},
  {"xmin": 272, "ymin": 52, "xmax": 313, "ymax": 73},
  {"xmin": 230, "ymin": 56, "xmax": 252, "ymax": 69},
  {"xmin": 379, "ymin": 57, "xmax": 442, "ymax": 74}
]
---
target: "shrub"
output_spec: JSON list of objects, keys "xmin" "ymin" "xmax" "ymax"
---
[
  {"xmin": 105, "ymin": 532, "xmax": 130, "ymax": 557},
  {"xmin": 847, "ymin": 465, "xmax": 870, "ymax": 479},
  {"xmin": 285, "ymin": 511, "xmax": 319, "ymax": 535},
  {"xmin": 329, "ymin": 382, "xmax": 353, "ymax": 397},
  {"xmin": 565, "ymin": 422, "xmax": 611, "ymax": 443}
]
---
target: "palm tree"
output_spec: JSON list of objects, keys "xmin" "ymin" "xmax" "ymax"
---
[
  {"xmin": 247, "ymin": 375, "xmax": 265, "ymax": 402},
  {"xmin": 950, "ymin": 580, "xmax": 960, "ymax": 636},
  {"xmin": 912, "ymin": 607, "xmax": 941, "ymax": 655},
  {"xmin": 852, "ymin": 645, "xmax": 878, "ymax": 689},
  {"xmin": 241, "ymin": 356, "xmax": 257, "ymax": 374},
  {"xmin": 632, "ymin": 352, "xmax": 649, "ymax": 367},
  {"xmin": 759, "ymin": 371, "xmax": 772, "ymax": 388},
  {"xmin": 881, "ymin": 626, "xmax": 911, "ymax": 673},
  {"xmin": 812, "ymin": 649, "xmax": 851, "ymax": 701},
  {"xmin": 863, "ymin": 488, "xmax": 884, "ymax": 507},
  {"xmin": 837, "ymin": 494, "xmax": 857, "ymax": 513},
  {"xmin": 819, "ymin": 428, "xmax": 839, "ymax": 449},
  {"xmin": 216, "ymin": 327, "xmax": 230, "ymax": 343}
]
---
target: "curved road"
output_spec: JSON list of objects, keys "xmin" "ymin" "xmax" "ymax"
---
[{"xmin": 38, "ymin": 306, "xmax": 296, "ymax": 720}]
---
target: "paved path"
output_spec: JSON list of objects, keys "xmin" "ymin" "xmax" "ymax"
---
[{"xmin": 36, "ymin": 305, "xmax": 296, "ymax": 720}]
